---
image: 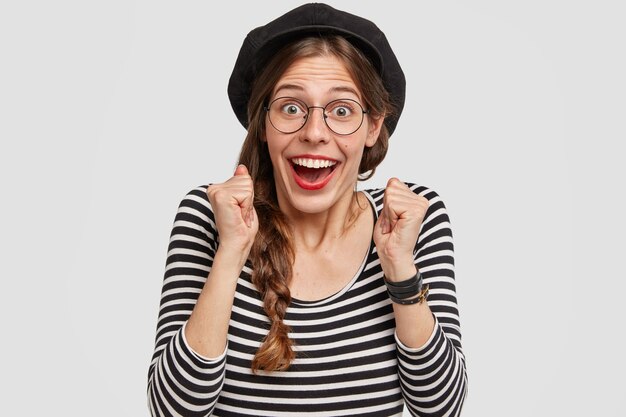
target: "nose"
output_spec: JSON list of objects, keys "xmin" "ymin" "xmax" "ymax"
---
[{"xmin": 299, "ymin": 106, "xmax": 330, "ymax": 144}]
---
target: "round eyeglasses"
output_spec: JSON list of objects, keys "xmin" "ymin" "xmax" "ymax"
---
[{"xmin": 264, "ymin": 97, "xmax": 369, "ymax": 136}]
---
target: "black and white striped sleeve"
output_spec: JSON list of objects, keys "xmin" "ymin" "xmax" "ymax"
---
[
  {"xmin": 147, "ymin": 185, "xmax": 227, "ymax": 417},
  {"xmin": 397, "ymin": 185, "xmax": 468, "ymax": 416}
]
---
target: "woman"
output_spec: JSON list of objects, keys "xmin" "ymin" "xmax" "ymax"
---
[{"xmin": 147, "ymin": 3, "xmax": 467, "ymax": 416}]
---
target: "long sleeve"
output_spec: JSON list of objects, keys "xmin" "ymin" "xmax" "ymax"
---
[
  {"xmin": 397, "ymin": 185, "xmax": 468, "ymax": 416},
  {"xmin": 147, "ymin": 185, "xmax": 227, "ymax": 417}
]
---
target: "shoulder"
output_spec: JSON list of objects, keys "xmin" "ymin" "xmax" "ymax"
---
[
  {"xmin": 361, "ymin": 182, "xmax": 448, "ymax": 214},
  {"xmin": 170, "ymin": 184, "xmax": 218, "ymax": 245},
  {"xmin": 172, "ymin": 184, "xmax": 217, "ymax": 227},
  {"xmin": 176, "ymin": 184, "xmax": 212, "ymax": 211}
]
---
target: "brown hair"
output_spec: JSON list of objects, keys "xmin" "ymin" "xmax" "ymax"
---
[{"xmin": 238, "ymin": 35, "xmax": 394, "ymax": 372}]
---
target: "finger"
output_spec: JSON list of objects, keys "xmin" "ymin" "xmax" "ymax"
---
[
  {"xmin": 377, "ymin": 213, "xmax": 390, "ymax": 234},
  {"xmin": 225, "ymin": 188, "xmax": 253, "ymax": 229},
  {"xmin": 245, "ymin": 207, "xmax": 251, "ymax": 228},
  {"xmin": 383, "ymin": 186, "xmax": 400, "ymax": 231},
  {"xmin": 383, "ymin": 180, "xmax": 426, "ymax": 233},
  {"xmin": 234, "ymin": 164, "xmax": 249, "ymax": 176},
  {"xmin": 380, "ymin": 189, "xmax": 395, "ymax": 235},
  {"xmin": 245, "ymin": 206, "xmax": 253, "ymax": 228},
  {"xmin": 232, "ymin": 165, "xmax": 254, "ymax": 227}
]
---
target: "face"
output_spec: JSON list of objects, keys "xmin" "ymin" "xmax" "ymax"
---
[{"xmin": 264, "ymin": 54, "xmax": 384, "ymax": 216}]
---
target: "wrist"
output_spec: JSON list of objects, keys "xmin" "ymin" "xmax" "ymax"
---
[
  {"xmin": 214, "ymin": 246, "xmax": 250, "ymax": 272},
  {"xmin": 380, "ymin": 260, "xmax": 417, "ymax": 282},
  {"xmin": 384, "ymin": 271, "xmax": 429, "ymax": 306}
]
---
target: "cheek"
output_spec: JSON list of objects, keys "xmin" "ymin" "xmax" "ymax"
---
[
  {"xmin": 344, "ymin": 144, "xmax": 366, "ymax": 169},
  {"xmin": 265, "ymin": 136, "xmax": 290, "ymax": 169}
]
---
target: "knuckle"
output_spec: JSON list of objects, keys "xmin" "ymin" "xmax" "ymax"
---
[
  {"xmin": 210, "ymin": 187, "xmax": 228, "ymax": 201},
  {"xmin": 387, "ymin": 177, "xmax": 399, "ymax": 187}
]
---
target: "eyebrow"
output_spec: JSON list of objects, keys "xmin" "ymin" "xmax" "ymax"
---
[{"xmin": 273, "ymin": 84, "xmax": 362, "ymax": 100}]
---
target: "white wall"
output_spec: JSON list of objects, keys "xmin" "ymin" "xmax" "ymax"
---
[{"xmin": 1, "ymin": 1, "xmax": 624, "ymax": 415}]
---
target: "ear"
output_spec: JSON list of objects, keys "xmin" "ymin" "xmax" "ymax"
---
[{"xmin": 365, "ymin": 115, "xmax": 385, "ymax": 148}]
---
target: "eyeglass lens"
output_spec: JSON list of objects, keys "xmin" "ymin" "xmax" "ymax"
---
[{"xmin": 267, "ymin": 97, "xmax": 366, "ymax": 135}]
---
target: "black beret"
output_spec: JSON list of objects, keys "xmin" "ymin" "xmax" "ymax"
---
[{"xmin": 227, "ymin": 2, "xmax": 406, "ymax": 136}]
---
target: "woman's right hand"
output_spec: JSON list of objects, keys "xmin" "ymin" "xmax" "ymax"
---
[{"xmin": 206, "ymin": 164, "xmax": 259, "ymax": 264}]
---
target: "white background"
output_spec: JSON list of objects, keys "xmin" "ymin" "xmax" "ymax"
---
[{"xmin": 1, "ymin": 1, "xmax": 624, "ymax": 416}]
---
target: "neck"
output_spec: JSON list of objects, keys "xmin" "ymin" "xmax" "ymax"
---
[{"xmin": 286, "ymin": 192, "xmax": 366, "ymax": 251}]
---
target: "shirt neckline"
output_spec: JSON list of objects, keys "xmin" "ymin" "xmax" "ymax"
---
[{"xmin": 290, "ymin": 189, "xmax": 377, "ymax": 307}]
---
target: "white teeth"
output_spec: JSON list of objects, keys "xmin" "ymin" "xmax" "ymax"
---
[{"xmin": 291, "ymin": 158, "xmax": 337, "ymax": 168}]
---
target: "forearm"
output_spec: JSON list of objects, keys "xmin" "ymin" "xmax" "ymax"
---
[
  {"xmin": 185, "ymin": 248, "xmax": 247, "ymax": 358},
  {"xmin": 392, "ymin": 296, "xmax": 436, "ymax": 349},
  {"xmin": 388, "ymin": 263, "xmax": 467, "ymax": 417},
  {"xmin": 147, "ymin": 326, "xmax": 226, "ymax": 417},
  {"xmin": 381, "ymin": 262, "xmax": 435, "ymax": 349},
  {"xmin": 396, "ymin": 319, "xmax": 467, "ymax": 417}
]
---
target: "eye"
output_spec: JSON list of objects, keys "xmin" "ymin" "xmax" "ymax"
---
[
  {"xmin": 327, "ymin": 101, "xmax": 356, "ymax": 118},
  {"xmin": 277, "ymin": 99, "xmax": 306, "ymax": 116},
  {"xmin": 335, "ymin": 106, "xmax": 351, "ymax": 117},
  {"xmin": 283, "ymin": 104, "xmax": 300, "ymax": 114}
]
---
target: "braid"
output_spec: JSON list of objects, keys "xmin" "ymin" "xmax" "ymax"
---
[{"xmin": 249, "ymin": 175, "xmax": 295, "ymax": 372}]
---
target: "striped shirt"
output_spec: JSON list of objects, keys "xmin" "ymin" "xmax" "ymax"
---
[{"xmin": 148, "ymin": 183, "xmax": 467, "ymax": 416}]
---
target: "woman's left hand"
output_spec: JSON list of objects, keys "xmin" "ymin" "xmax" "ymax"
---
[{"xmin": 373, "ymin": 178, "xmax": 430, "ymax": 281}]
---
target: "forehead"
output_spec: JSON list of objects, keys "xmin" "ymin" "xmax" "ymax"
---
[{"xmin": 272, "ymin": 55, "xmax": 362, "ymax": 100}]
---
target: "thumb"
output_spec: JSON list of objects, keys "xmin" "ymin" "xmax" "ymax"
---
[{"xmin": 234, "ymin": 164, "xmax": 249, "ymax": 176}]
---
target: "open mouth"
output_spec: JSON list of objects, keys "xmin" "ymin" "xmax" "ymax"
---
[{"xmin": 290, "ymin": 157, "xmax": 338, "ymax": 190}]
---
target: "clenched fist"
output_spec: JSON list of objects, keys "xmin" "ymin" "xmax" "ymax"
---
[
  {"xmin": 206, "ymin": 164, "xmax": 259, "ymax": 260},
  {"xmin": 373, "ymin": 178, "xmax": 429, "ymax": 282}
]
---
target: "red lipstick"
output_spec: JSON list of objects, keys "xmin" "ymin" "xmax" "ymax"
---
[{"xmin": 289, "ymin": 155, "xmax": 338, "ymax": 190}]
